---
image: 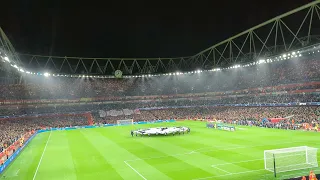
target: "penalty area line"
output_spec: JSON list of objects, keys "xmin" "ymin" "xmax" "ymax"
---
[
  {"xmin": 125, "ymin": 140, "xmax": 310, "ymax": 162},
  {"xmin": 32, "ymin": 131, "xmax": 52, "ymax": 180},
  {"xmin": 192, "ymin": 169, "xmax": 266, "ymax": 180},
  {"xmin": 212, "ymin": 166, "xmax": 231, "ymax": 174},
  {"xmin": 124, "ymin": 161, "xmax": 147, "ymax": 180}
]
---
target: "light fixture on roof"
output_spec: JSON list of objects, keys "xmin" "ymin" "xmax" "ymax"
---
[
  {"xmin": 44, "ymin": 72, "xmax": 50, "ymax": 77},
  {"xmin": 258, "ymin": 59, "xmax": 266, "ymax": 64},
  {"xmin": 3, "ymin": 57, "xmax": 9, "ymax": 62}
]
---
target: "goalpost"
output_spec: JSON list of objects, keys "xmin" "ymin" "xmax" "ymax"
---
[
  {"xmin": 116, "ymin": 119, "xmax": 134, "ymax": 126},
  {"xmin": 264, "ymin": 146, "xmax": 318, "ymax": 175}
]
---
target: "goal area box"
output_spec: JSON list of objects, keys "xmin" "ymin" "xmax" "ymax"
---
[{"xmin": 264, "ymin": 146, "xmax": 318, "ymax": 173}]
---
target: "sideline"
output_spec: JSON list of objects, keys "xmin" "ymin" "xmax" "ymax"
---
[{"xmin": 32, "ymin": 131, "xmax": 52, "ymax": 180}]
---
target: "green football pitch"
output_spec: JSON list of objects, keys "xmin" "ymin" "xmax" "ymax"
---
[{"xmin": 1, "ymin": 121, "xmax": 320, "ymax": 180}]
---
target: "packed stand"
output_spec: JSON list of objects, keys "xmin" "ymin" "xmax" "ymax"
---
[
  {"xmin": 0, "ymin": 58, "xmax": 318, "ymax": 100},
  {"xmin": 0, "ymin": 115, "xmax": 88, "ymax": 153}
]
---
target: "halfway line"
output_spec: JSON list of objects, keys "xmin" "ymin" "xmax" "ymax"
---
[{"xmin": 32, "ymin": 131, "xmax": 52, "ymax": 180}]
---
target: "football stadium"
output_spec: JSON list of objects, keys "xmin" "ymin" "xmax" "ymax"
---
[{"xmin": 1, "ymin": 1, "xmax": 320, "ymax": 180}]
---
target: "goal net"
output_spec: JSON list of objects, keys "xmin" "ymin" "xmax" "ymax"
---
[
  {"xmin": 117, "ymin": 119, "xmax": 133, "ymax": 126},
  {"xmin": 264, "ymin": 146, "xmax": 318, "ymax": 173}
]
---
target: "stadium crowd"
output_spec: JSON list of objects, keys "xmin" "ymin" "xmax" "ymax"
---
[
  {"xmin": 0, "ymin": 58, "xmax": 318, "ymax": 100},
  {"xmin": 0, "ymin": 57, "xmax": 320, "ymax": 165},
  {"xmin": 0, "ymin": 116, "xmax": 87, "ymax": 153},
  {"xmin": 1, "ymin": 106, "xmax": 319, "ymax": 153}
]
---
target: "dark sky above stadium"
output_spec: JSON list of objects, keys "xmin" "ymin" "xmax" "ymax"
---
[{"xmin": 1, "ymin": 0, "xmax": 313, "ymax": 58}]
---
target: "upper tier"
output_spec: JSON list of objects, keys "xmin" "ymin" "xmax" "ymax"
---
[{"xmin": 0, "ymin": 58, "xmax": 319, "ymax": 100}]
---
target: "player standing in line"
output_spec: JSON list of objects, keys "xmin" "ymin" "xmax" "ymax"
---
[{"xmin": 131, "ymin": 130, "xmax": 134, "ymax": 137}]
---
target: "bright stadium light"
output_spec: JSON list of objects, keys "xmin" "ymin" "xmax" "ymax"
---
[
  {"xmin": 259, "ymin": 59, "xmax": 266, "ymax": 64},
  {"xmin": 19, "ymin": 69, "xmax": 25, "ymax": 72},
  {"xmin": 233, "ymin": 64, "xmax": 240, "ymax": 69},
  {"xmin": 196, "ymin": 70, "xmax": 201, "ymax": 73},
  {"xmin": 3, "ymin": 57, "xmax": 9, "ymax": 62},
  {"xmin": 44, "ymin": 72, "xmax": 50, "ymax": 77},
  {"xmin": 13, "ymin": 65, "xmax": 18, "ymax": 69}
]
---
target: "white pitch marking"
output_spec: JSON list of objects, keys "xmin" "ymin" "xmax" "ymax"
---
[
  {"xmin": 192, "ymin": 169, "xmax": 266, "ymax": 180},
  {"xmin": 212, "ymin": 166, "xmax": 231, "ymax": 174},
  {"xmin": 32, "ymin": 131, "xmax": 52, "ymax": 180},
  {"xmin": 13, "ymin": 169, "xmax": 20, "ymax": 176},
  {"xmin": 124, "ymin": 161, "xmax": 147, "ymax": 180},
  {"xmin": 211, "ymin": 158, "xmax": 263, "ymax": 167},
  {"xmin": 125, "ymin": 140, "xmax": 311, "ymax": 162}
]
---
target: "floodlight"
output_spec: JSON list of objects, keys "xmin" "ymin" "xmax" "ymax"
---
[
  {"xmin": 283, "ymin": 54, "xmax": 287, "ymax": 58},
  {"xmin": 259, "ymin": 59, "xmax": 266, "ymax": 64},
  {"xmin": 44, "ymin": 72, "xmax": 50, "ymax": 77},
  {"xmin": 19, "ymin": 69, "xmax": 25, "ymax": 72},
  {"xmin": 196, "ymin": 70, "xmax": 201, "ymax": 73},
  {"xmin": 292, "ymin": 52, "xmax": 296, "ymax": 55},
  {"xmin": 3, "ymin": 57, "xmax": 9, "ymax": 62}
]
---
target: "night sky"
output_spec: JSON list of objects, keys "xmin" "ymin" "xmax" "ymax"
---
[{"xmin": 1, "ymin": 0, "xmax": 312, "ymax": 58}]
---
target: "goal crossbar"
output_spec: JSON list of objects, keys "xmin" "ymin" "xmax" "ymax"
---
[
  {"xmin": 264, "ymin": 146, "xmax": 318, "ymax": 174},
  {"xmin": 264, "ymin": 146, "xmax": 314, "ymax": 153}
]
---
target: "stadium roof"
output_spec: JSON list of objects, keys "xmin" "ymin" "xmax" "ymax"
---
[{"xmin": 1, "ymin": 0, "xmax": 320, "ymax": 75}]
